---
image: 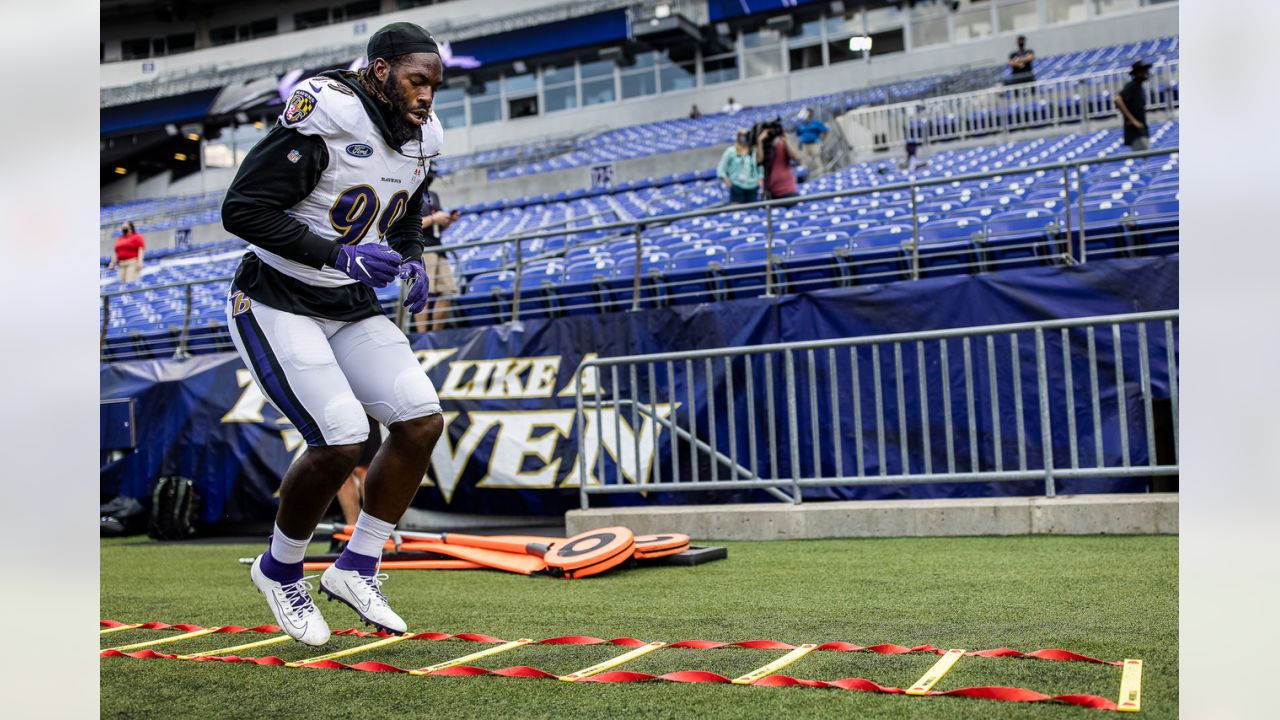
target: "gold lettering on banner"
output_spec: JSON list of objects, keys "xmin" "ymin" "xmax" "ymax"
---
[
  {"xmin": 437, "ymin": 355, "xmax": 563, "ymax": 399},
  {"xmin": 414, "ymin": 348, "xmax": 458, "ymax": 374},
  {"xmin": 561, "ymin": 403, "xmax": 678, "ymax": 488},
  {"xmin": 221, "ymin": 369, "xmax": 268, "ymax": 423},
  {"xmin": 557, "ymin": 353, "xmax": 602, "ymax": 397},
  {"xmin": 473, "ymin": 410, "xmax": 577, "ymax": 490},
  {"xmin": 426, "ymin": 412, "xmax": 501, "ymax": 503}
]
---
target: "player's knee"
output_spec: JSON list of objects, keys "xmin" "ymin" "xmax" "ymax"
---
[
  {"xmin": 390, "ymin": 412, "xmax": 443, "ymax": 450},
  {"xmin": 308, "ymin": 442, "xmax": 364, "ymax": 475}
]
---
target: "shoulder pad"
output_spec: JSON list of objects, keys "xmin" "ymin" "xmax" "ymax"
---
[{"xmin": 280, "ymin": 77, "xmax": 362, "ymax": 136}]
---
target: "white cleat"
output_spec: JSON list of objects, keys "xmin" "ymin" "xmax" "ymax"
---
[
  {"xmin": 249, "ymin": 554, "xmax": 330, "ymax": 646},
  {"xmin": 318, "ymin": 566, "xmax": 407, "ymax": 634}
]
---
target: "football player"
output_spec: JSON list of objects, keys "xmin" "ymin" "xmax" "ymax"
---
[{"xmin": 221, "ymin": 22, "xmax": 445, "ymax": 644}]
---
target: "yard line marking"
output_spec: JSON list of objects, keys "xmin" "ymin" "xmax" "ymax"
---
[
  {"xmin": 906, "ymin": 648, "xmax": 965, "ymax": 695},
  {"xmin": 560, "ymin": 642, "xmax": 666, "ymax": 681},
  {"xmin": 1116, "ymin": 658, "xmax": 1143, "ymax": 712},
  {"xmin": 99, "ymin": 624, "xmax": 143, "ymax": 635},
  {"xmin": 732, "ymin": 643, "xmax": 817, "ymax": 685},
  {"xmin": 176, "ymin": 635, "xmax": 293, "ymax": 660},
  {"xmin": 409, "ymin": 639, "xmax": 533, "ymax": 675},
  {"xmin": 286, "ymin": 633, "xmax": 413, "ymax": 667},
  {"xmin": 108, "ymin": 627, "xmax": 220, "ymax": 652}
]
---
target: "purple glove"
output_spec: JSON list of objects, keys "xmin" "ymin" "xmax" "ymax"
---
[
  {"xmin": 399, "ymin": 257, "xmax": 429, "ymax": 314},
  {"xmin": 334, "ymin": 243, "xmax": 402, "ymax": 288}
]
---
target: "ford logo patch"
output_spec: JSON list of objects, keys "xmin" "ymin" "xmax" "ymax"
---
[{"xmin": 345, "ymin": 143, "xmax": 373, "ymax": 158}]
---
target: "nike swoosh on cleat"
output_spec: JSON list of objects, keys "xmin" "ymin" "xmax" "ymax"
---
[
  {"xmin": 346, "ymin": 579, "xmax": 373, "ymax": 612},
  {"xmin": 270, "ymin": 594, "xmax": 305, "ymax": 631}
]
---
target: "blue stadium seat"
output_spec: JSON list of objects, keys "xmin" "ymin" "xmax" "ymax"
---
[
  {"xmin": 457, "ymin": 270, "xmax": 516, "ymax": 324},
  {"xmin": 665, "ymin": 245, "xmax": 728, "ymax": 305},
  {"xmin": 1078, "ymin": 199, "xmax": 1134, "ymax": 259},
  {"xmin": 610, "ymin": 251, "xmax": 671, "ymax": 309},
  {"xmin": 981, "ymin": 209, "xmax": 1066, "ymax": 271},
  {"xmin": 723, "ymin": 239, "xmax": 788, "ymax": 298},
  {"xmin": 782, "ymin": 232, "xmax": 853, "ymax": 293},
  {"xmin": 916, "ymin": 218, "xmax": 984, "ymax": 277},
  {"xmin": 1128, "ymin": 190, "xmax": 1179, "ymax": 256},
  {"xmin": 557, "ymin": 258, "xmax": 615, "ymax": 316},
  {"xmin": 849, "ymin": 225, "xmax": 911, "ymax": 283}
]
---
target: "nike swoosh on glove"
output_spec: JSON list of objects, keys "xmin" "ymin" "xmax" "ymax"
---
[
  {"xmin": 334, "ymin": 244, "xmax": 402, "ymax": 287},
  {"xmin": 399, "ymin": 258, "xmax": 428, "ymax": 314}
]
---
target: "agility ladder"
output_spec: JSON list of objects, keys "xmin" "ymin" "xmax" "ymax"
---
[{"xmin": 100, "ymin": 620, "xmax": 1145, "ymax": 712}]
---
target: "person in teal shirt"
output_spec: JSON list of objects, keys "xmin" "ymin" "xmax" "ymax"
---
[
  {"xmin": 795, "ymin": 108, "xmax": 828, "ymax": 177},
  {"xmin": 717, "ymin": 129, "xmax": 763, "ymax": 203}
]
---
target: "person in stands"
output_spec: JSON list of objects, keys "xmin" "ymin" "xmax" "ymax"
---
[
  {"xmin": 109, "ymin": 221, "xmax": 145, "ymax": 283},
  {"xmin": 1115, "ymin": 60, "xmax": 1152, "ymax": 151},
  {"xmin": 795, "ymin": 108, "xmax": 828, "ymax": 177},
  {"xmin": 756, "ymin": 121, "xmax": 800, "ymax": 201},
  {"xmin": 1006, "ymin": 35, "xmax": 1036, "ymax": 85},
  {"xmin": 717, "ymin": 129, "xmax": 762, "ymax": 204}
]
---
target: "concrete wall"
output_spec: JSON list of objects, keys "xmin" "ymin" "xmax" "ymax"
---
[{"xmin": 565, "ymin": 494, "xmax": 1180, "ymax": 540}]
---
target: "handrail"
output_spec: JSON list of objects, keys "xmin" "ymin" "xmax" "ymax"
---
[{"xmin": 101, "ymin": 143, "xmax": 1178, "ymax": 359}]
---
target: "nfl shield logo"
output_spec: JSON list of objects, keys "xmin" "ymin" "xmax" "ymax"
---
[{"xmin": 287, "ymin": 149, "xmax": 302, "ymax": 163}]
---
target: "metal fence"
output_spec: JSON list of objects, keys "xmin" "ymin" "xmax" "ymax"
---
[
  {"xmin": 841, "ymin": 61, "xmax": 1179, "ymax": 156},
  {"xmin": 574, "ymin": 310, "xmax": 1178, "ymax": 508},
  {"xmin": 99, "ymin": 145, "xmax": 1179, "ymax": 361}
]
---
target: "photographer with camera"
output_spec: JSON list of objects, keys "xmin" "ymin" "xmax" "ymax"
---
[
  {"xmin": 755, "ymin": 118, "xmax": 800, "ymax": 201},
  {"xmin": 717, "ymin": 128, "xmax": 763, "ymax": 204}
]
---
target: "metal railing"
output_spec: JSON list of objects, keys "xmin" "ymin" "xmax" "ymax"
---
[
  {"xmin": 574, "ymin": 310, "xmax": 1179, "ymax": 508},
  {"xmin": 841, "ymin": 61, "xmax": 1179, "ymax": 156},
  {"xmin": 98, "ymin": 144, "xmax": 1179, "ymax": 361}
]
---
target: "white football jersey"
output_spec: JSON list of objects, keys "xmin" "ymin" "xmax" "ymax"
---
[{"xmin": 250, "ymin": 76, "xmax": 445, "ymax": 288}]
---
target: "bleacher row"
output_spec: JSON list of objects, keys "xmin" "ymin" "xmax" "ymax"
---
[
  {"xmin": 99, "ymin": 36, "xmax": 1177, "ymax": 235},
  {"xmin": 100, "ymin": 119, "xmax": 1178, "ymax": 361}
]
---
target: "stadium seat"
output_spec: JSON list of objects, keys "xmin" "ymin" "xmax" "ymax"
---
[
  {"xmin": 849, "ymin": 225, "xmax": 911, "ymax": 284},
  {"xmin": 557, "ymin": 258, "xmax": 616, "ymax": 316},
  {"xmin": 665, "ymin": 245, "xmax": 728, "ymax": 305},
  {"xmin": 782, "ymin": 232, "xmax": 853, "ymax": 293},
  {"xmin": 457, "ymin": 270, "xmax": 516, "ymax": 324},
  {"xmin": 981, "ymin": 209, "xmax": 1066, "ymax": 271},
  {"xmin": 916, "ymin": 218, "xmax": 985, "ymax": 277},
  {"xmin": 1128, "ymin": 190, "xmax": 1180, "ymax": 256},
  {"xmin": 723, "ymin": 239, "xmax": 788, "ymax": 298}
]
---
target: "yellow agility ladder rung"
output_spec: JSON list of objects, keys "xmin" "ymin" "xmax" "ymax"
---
[
  {"xmin": 560, "ymin": 642, "xmax": 666, "ymax": 681},
  {"xmin": 410, "ymin": 639, "xmax": 534, "ymax": 675},
  {"xmin": 286, "ymin": 633, "xmax": 414, "ymax": 668},
  {"xmin": 905, "ymin": 648, "xmax": 965, "ymax": 696},
  {"xmin": 1117, "ymin": 658, "xmax": 1143, "ymax": 712},
  {"xmin": 732, "ymin": 644, "xmax": 817, "ymax": 685}
]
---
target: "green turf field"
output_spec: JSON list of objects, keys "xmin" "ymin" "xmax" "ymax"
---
[{"xmin": 101, "ymin": 534, "xmax": 1176, "ymax": 719}]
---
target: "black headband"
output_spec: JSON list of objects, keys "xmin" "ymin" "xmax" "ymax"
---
[{"xmin": 367, "ymin": 22, "xmax": 439, "ymax": 62}]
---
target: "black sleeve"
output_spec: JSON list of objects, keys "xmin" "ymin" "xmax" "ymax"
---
[
  {"xmin": 221, "ymin": 124, "xmax": 340, "ymax": 270},
  {"xmin": 386, "ymin": 178, "xmax": 426, "ymax": 260}
]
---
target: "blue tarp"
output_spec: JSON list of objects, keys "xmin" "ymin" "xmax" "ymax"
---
[{"xmin": 100, "ymin": 256, "xmax": 1178, "ymax": 524}]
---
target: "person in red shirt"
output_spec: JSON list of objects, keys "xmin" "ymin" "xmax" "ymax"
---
[
  {"xmin": 109, "ymin": 222, "xmax": 145, "ymax": 283},
  {"xmin": 755, "ymin": 122, "xmax": 800, "ymax": 200}
]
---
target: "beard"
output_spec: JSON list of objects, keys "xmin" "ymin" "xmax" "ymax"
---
[{"xmin": 380, "ymin": 70, "xmax": 424, "ymax": 147}]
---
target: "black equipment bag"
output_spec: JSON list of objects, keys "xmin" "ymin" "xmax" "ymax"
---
[{"xmin": 148, "ymin": 476, "xmax": 200, "ymax": 540}]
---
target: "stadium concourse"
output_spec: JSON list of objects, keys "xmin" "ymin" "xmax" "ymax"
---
[{"xmin": 100, "ymin": 2, "xmax": 1179, "ymax": 717}]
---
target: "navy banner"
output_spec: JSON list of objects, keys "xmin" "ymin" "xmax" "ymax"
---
[{"xmin": 100, "ymin": 256, "xmax": 1177, "ymax": 525}]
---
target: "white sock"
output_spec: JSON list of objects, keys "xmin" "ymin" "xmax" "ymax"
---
[
  {"xmin": 269, "ymin": 524, "xmax": 311, "ymax": 565},
  {"xmin": 346, "ymin": 511, "xmax": 395, "ymax": 559}
]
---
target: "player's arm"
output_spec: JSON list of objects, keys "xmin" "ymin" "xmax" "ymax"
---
[
  {"xmin": 385, "ymin": 180, "xmax": 427, "ymax": 260},
  {"xmin": 221, "ymin": 124, "xmax": 339, "ymax": 269}
]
